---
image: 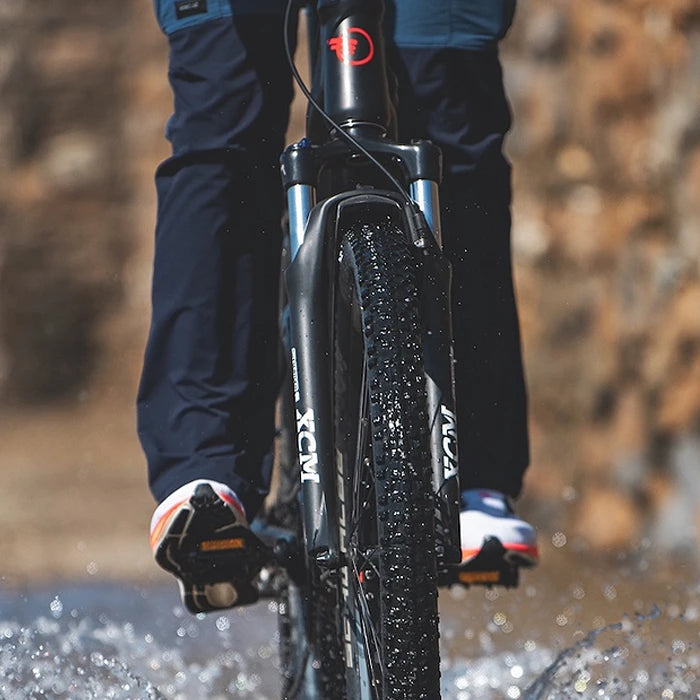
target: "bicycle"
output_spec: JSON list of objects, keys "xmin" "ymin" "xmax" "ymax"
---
[{"xmin": 245, "ymin": 1, "xmax": 512, "ymax": 697}]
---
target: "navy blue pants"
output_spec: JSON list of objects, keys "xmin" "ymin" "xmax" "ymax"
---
[{"xmin": 138, "ymin": 7, "xmax": 529, "ymax": 517}]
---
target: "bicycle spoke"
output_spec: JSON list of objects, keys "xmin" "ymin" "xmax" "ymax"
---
[
  {"xmin": 349, "ymin": 551, "xmax": 385, "ymax": 689},
  {"xmin": 355, "ymin": 544, "xmax": 381, "ymax": 581},
  {"xmin": 350, "ymin": 359, "xmax": 370, "ymax": 540}
]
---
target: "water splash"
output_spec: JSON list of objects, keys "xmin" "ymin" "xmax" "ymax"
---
[
  {"xmin": 0, "ymin": 585, "xmax": 282, "ymax": 699},
  {"xmin": 439, "ymin": 550, "xmax": 700, "ymax": 700},
  {"xmin": 440, "ymin": 600, "xmax": 699, "ymax": 700},
  {"xmin": 520, "ymin": 604, "xmax": 696, "ymax": 699},
  {"xmin": 441, "ymin": 647, "xmax": 552, "ymax": 699},
  {"xmin": 0, "ymin": 616, "xmax": 164, "ymax": 699},
  {"xmin": 2, "ymin": 562, "xmax": 699, "ymax": 699}
]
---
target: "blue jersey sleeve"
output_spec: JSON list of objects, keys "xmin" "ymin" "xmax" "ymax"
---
[
  {"xmin": 154, "ymin": 0, "xmax": 287, "ymax": 35},
  {"xmin": 154, "ymin": 0, "xmax": 515, "ymax": 49},
  {"xmin": 386, "ymin": 0, "xmax": 516, "ymax": 51}
]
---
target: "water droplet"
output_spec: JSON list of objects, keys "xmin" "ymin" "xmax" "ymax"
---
[
  {"xmin": 603, "ymin": 584, "xmax": 617, "ymax": 601},
  {"xmin": 174, "ymin": 670, "xmax": 187, "ymax": 685},
  {"xmin": 552, "ymin": 532, "xmax": 567, "ymax": 548},
  {"xmin": 86, "ymin": 561, "xmax": 99, "ymax": 575},
  {"xmin": 572, "ymin": 584, "xmax": 586, "ymax": 600},
  {"xmin": 636, "ymin": 669, "xmax": 650, "ymax": 683},
  {"xmin": 493, "ymin": 612, "xmax": 507, "ymax": 626},
  {"xmin": 51, "ymin": 678, "xmax": 67, "ymax": 694},
  {"xmin": 455, "ymin": 674, "xmax": 469, "ymax": 690},
  {"xmin": 215, "ymin": 616, "xmax": 230, "ymax": 632},
  {"xmin": 561, "ymin": 485, "xmax": 578, "ymax": 502},
  {"xmin": 671, "ymin": 639, "xmax": 686, "ymax": 655},
  {"xmin": 49, "ymin": 596, "xmax": 63, "ymax": 619},
  {"xmin": 507, "ymin": 686, "xmax": 521, "ymax": 698}
]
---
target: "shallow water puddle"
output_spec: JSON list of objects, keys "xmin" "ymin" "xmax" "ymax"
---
[{"xmin": 1, "ymin": 553, "xmax": 698, "ymax": 698}]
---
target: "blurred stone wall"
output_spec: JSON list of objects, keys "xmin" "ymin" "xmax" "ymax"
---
[
  {"xmin": 0, "ymin": 0, "xmax": 698, "ymax": 552},
  {"xmin": 504, "ymin": 0, "xmax": 700, "ymax": 550},
  {"xmin": 0, "ymin": 0, "xmax": 132, "ymax": 400}
]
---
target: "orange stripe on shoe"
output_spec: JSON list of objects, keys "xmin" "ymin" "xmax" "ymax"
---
[
  {"xmin": 460, "ymin": 543, "xmax": 539, "ymax": 564},
  {"xmin": 216, "ymin": 491, "xmax": 246, "ymax": 521},
  {"xmin": 503, "ymin": 543, "xmax": 539, "ymax": 559},
  {"xmin": 149, "ymin": 499, "xmax": 188, "ymax": 550},
  {"xmin": 460, "ymin": 548, "xmax": 480, "ymax": 562}
]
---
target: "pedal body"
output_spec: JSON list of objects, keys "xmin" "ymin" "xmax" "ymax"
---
[{"xmin": 440, "ymin": 537, "xmax": 521, "ymax": 589}]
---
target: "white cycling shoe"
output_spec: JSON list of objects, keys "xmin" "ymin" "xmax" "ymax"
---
[
  {"xmin": 458, "ymin": 489, "xmax": 539, "ymax": 582},
  {"xmin": 150, "ymin": 479, "xmax": 265, "ymax": 614}
]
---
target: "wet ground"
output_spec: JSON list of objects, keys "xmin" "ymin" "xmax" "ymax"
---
[{"xmin": 1, "ymin": 545, "xmax": 698, "ymax": 699}]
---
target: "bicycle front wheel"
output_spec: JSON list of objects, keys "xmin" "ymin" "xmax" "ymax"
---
[{"xmin": 333, "ymin": 220, "xmax": 441, "ymax": 699}]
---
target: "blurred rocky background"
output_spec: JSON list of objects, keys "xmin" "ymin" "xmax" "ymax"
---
[{"xmin": 0, "ymin": 0, "xmax": 698, "ymax": 584}]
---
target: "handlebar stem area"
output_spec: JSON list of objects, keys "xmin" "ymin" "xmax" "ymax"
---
[{"xmin": 315, "ymin": 0, "xmax": 392, "ymax": 132}]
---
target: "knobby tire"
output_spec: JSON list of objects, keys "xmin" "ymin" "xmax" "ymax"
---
[{"xmin": 333, "ymin": 220, "xmax": 441, "ymax": 699}]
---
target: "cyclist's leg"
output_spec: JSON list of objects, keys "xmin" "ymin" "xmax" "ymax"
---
[
  {"xmin": 387, "ymin": 1, "xmax": 537, "ymax": 567},
  {"xmin": 138, "ymin": 7, "xmax": 295, "ymax": 605},
  {"xmin": 389, "ymin": 45, "xmax": 528, "ymax": 500}
]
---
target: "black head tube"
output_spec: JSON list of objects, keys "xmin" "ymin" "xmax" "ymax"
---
[{"xmin": 315, "ymin": 0, "xmax": 391, "ymax": 135}]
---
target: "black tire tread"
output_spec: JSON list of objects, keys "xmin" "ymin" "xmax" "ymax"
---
[{"xmin": 340, "ymin": 221, "xmax": 440, "ymax": 699}]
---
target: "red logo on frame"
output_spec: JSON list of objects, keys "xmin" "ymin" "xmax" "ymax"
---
[{"xmin": 328, "ymin": 27, "xmax": 375, "ymax": 66}]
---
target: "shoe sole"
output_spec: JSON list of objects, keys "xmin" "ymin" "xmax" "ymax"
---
[
  {"xmin": 153, "ymin": 483, "xmax": 268, "ymax": 613},
  {"xmin": 441, "ymin": 536, "xmax": 538, "ymax": 589}
]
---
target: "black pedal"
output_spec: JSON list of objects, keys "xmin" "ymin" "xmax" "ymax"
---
[
  {"xmin": 439, "ymin": 537, "xmax": 520, "ymax": 589},
  {"xmin": 184, "ymin": 525, "xmax": 269, "ymax": 586},
  {"xmin": 167, "ymin": 484, "xmax": 270, "ymax": 586}
]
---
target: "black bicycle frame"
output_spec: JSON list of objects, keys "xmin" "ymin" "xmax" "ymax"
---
[{"xmin": 280, "ymin": 0, "xmax": 461, "ymax": 569}]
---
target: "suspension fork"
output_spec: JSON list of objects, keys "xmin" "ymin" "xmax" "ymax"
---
[
  {"xmin": 418, "ymin": 218, "xmax": 462, "ymax": 567},
  {"xmin": 282, "ymin": 139, "xmax": 460, "ymax": 566}
]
